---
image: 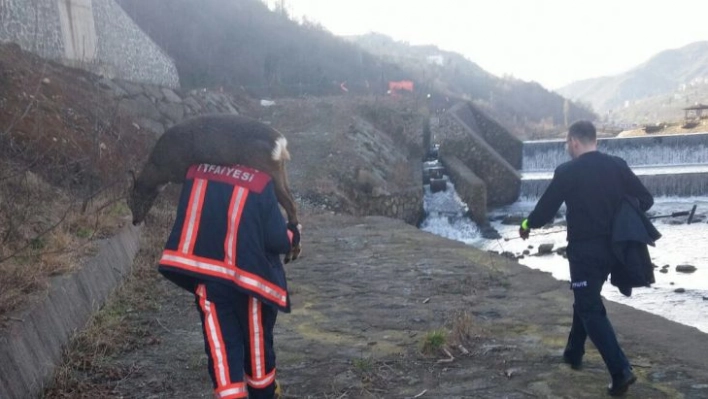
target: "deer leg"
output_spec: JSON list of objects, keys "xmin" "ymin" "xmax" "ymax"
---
[
  {"xmin": 272, "ymin": 165, "xmax": 301, "ymax": 262},
  {"xmin": 272, "ymin": 163, "xmax": 298, "ymax": 225}
]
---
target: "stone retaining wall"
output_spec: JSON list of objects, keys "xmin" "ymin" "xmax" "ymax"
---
[
  {"xmin": 433, "ymin": 110, "xmax": 521, "ymax": 206},
  {"xmin": 0, "ymin": 224, "xmax": 141, "ymax": 399},
  {"xmin": 100, "ymin": 79, "xmax": 241, "ymax": 135},
  {"xmin": 452, "ymin": 102, "xmax": 523, "ymax": 169},
  {"xmin": 350, "ymin": 186, "xmax": 424, "ymax": 226}
]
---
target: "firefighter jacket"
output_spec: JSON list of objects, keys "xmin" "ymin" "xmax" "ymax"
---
[{"xmin": 159, "ymin": 163, "xmax": 292, "ymax": 312}]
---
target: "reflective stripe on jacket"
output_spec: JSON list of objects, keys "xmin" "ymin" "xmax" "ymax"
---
[{"xmin": 159, "ymin": 163, "xmax": 292, "ymax": 312}]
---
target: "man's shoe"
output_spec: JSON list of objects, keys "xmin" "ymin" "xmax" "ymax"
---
[
  {"xmin": 607, "ymin": 370, "xmax": 636, "ymax": 396},
  {"xmin": 563, "ymin": 354, "xmax": 582, "ymax": 370}
]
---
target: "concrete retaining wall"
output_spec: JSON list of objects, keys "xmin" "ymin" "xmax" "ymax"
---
[
  {"xmin": 0, "ymin": 224, "xmax": 141, "ymax": 399},
  {"xmin": 0, "ymin": 0, "xmax": 178, "ymax": 87},
  {"xmin": 441, "ymin": 155, "xmax": 488, "ymax": 225}
]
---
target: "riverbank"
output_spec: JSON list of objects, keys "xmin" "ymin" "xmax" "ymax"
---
[{"xmin": 45, "ymin": 210, "xmax": 708, "ymax": 398}]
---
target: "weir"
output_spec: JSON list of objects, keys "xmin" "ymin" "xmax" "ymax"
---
[
  {"xmin": 520, "ymin": 133, "xmax": 708, "ymax": 199},
  {"xmin": 522, "ymin": 132, "xmax": 708, "ymax": 172}
]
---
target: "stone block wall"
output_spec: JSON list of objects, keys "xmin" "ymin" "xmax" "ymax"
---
[
  {"xmin": 100, "ymin": 79, "xmax": 241, "ymax": 136},
  {"xmin": 350, "ymin": 186, "xmax": 424, "ymax": 226},
  {"xmin": 433, "ymin": 111, "xmax": 521, "ymax": 206},
  {"xmin": 441, "ymin": 155, "xmax": 488, "ymax": 225},
  {"xmin": 452, "ymin": 102, "xmax": 523, "ymax": 169},
  {"xmin": 0, "ymin": 0, "xmax": 178, "ymax": 87}
]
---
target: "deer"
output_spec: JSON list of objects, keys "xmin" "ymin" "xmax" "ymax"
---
[{"xmin": 127, "ymin": 113, "xmax": 301, "ymax": 262}]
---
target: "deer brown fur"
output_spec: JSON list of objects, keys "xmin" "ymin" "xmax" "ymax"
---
[{"xmin": 128, "ymin": 114, "xmax": 300, "ymax": 260}]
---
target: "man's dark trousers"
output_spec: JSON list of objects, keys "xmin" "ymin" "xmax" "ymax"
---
[{"xmin": 564, "ymin": 238, "xmax": 631, "ymax": 376}]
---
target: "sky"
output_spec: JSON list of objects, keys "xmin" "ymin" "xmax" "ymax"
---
[{"xmin": 265, "ymin": 0, "xmax": 708, "ymax": 89}]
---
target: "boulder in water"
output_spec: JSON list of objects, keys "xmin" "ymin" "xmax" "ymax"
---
[
  {"xmin": 480, "ymin": 225, "xmax": 501, "ymax": 240},
  {"xmin": 676, "ymin": 264, "xmax": 697, "ymax": 273},
  {"xmin": 674, "ymin": 288, "xmax": 686, "ymax": 293},
  {"xmin": 429, "ymin": 178, "xmax": 447, "ymax": 193},
  {"xmin": 538, "ymin": 243, "xmax": 554, "ymax": 255}
]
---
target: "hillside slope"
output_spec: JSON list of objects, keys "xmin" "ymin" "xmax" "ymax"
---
[
  {"xmin": 558, "ymin": 41, "xmax": 708, "ymax": 115},
  {"xmin": 116, "ymin": 0, "xmax": 408, "ymax": 97},
  {"xmin": 349, "ymin": 33, "xmax": 597, "ymax": 138},
  {"xmin": 116, "ymin": 0, "xmax": 595, "ymax": 138}
]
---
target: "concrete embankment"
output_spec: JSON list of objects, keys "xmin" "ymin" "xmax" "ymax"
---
[{"xmin": 0, "ymin": 224, "xmax": 141, "ymax": 399}]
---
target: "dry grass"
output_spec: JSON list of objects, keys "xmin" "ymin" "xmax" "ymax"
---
[
  {"xmin": 44, "ymin": 196, "xmax": 176, "ymax": 398},
  {"xmin": 0, "ymin": 168, "xmax": 136, "ymax": 317},
  {"xmin": 0, "ymin": 43, "xmax": 154, "ymax": 319}
]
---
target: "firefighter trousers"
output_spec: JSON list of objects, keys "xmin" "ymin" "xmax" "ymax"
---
[{"xmin": 194, "ymin": 280, "xmax": 278, "ymax": 399}]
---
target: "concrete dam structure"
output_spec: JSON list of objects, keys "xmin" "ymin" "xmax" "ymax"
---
[{"xmin": 520, "ymin": 133, "xmax": 708, "ymax": 198}]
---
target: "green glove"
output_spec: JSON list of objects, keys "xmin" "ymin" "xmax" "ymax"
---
[{"xmin": 519, "ymin": 218, "xmax": 530, "ymax": 240}]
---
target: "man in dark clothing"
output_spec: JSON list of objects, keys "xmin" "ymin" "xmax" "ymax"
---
[
  {"xmin": 159, "ymin": 163, "xmax": 297, "ymax": 399},
  {"xmin": 519, "ymin": 120, "xmax": 653, "ymax": 396}
]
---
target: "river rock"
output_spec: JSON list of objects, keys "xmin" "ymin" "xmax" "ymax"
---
[
  {"xmin": 480, "ymin": 225, "xmax": 501, "ymax": 240},
  {"xmin": 538, "ymin": 243, "xmax": 554, "ymax": 255},
  {"xmin": 674, "ymin": 288, "xmax": 686, "ymax": 293},
  {"xmin": 676, "ymin": 264, "xmax": 697, "ymax": 273},
  {"xmin": 659, "ymin": 269, "xmax": 668, "ymax": 274}
]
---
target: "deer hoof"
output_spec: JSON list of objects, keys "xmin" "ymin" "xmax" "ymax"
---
[{"xmin": 285, "ymin": 244, "xmax": 302, "ymax": 263}]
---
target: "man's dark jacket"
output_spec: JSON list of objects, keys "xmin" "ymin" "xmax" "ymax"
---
[{"xmin": 610, "ymin": 196, "xmax": 661, "ymax": 297}]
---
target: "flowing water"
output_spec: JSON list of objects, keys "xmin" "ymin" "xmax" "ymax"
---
[{"xmin": 421, "ymin": 134, "xmax": 708, "ymax": 333}]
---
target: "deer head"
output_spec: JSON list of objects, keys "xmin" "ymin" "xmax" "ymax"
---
[{"xmin": 127, "ymin": 171, "xmax": 162, "ymax": 226}]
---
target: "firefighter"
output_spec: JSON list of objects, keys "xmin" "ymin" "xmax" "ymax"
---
[{"xmin": 158, "ymin": 162, "xmax": 299, "ymax": 399}]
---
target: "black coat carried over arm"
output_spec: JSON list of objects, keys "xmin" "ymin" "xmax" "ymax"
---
[{"xmin": 610, "ymin": 196, "xmax": 662, "ymax": 297}]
